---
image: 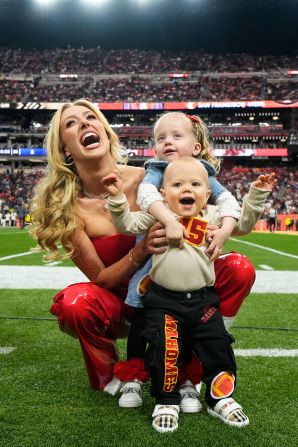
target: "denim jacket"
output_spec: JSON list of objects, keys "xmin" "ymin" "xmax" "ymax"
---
[{"xmin": 142, "ymin": 158, "xmax": 225, "ymax": 204}]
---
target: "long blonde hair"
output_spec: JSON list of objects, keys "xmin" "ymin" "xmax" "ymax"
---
[
  {"xmin": 153, "ymin": 112, "xmax": 220, "ymax": 172},
  {"xmin": 30, "ymin": 98, "xmax": 124, "ymax": 260}
]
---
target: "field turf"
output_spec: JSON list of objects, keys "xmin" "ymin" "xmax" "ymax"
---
[{"xmin": 0, "ymin": 228, "xmax": 297, "ymax": 447}]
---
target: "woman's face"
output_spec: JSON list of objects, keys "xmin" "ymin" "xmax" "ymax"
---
[{"xmin": 60, "ymin": 105, "xmax": 111, "ymax": 162}]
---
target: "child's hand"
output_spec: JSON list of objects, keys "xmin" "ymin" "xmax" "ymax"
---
[
  {"xmin": 165, "ymin": 220, "xmax": 188, "ymax": 249},
  {"xmin": 205, "ymin": 227, "xmax": 230, "ymax": 261},
  {"xmin": 253, "ymin": 173, "xmax": 277, "ymax": 191},
  {"xmin": 101, "ymin": 169, "xmax": 123, "ymax": 197}
]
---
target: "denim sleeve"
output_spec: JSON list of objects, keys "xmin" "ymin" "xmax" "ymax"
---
[
  {"xmin": 141, "ymin": 165, "xmax": 164, "ymax": 190},
  {"xmin": 208, "ymin": 176, "xmax": 227, "ymax": 204},
  {"xmin": 200, "ymin": 159, "xmax": 217, "ymax": 176}
]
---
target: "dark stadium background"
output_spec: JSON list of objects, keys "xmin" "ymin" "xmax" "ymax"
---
[{"xmin": 0, "ymin": 0, "xmax": 297, "ymax": 230}]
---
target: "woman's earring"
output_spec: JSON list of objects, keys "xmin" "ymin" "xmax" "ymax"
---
[{"xmin": 65, "ymin": 155, "xmax": 76, "ymax": 173}]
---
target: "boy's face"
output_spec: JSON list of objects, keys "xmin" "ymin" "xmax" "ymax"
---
[
  {"xmin": 154, "ymin": 115, "xmax": 201, "ymax": 161},
  {"xmin": 162, "ymin": 161, "xmax": 211, "ymax": 217}
]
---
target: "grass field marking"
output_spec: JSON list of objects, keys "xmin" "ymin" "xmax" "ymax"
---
[
  {"xmin": 230, "ymin": 237, "xmax": 298, "ymax": 259},
  {"xmin": 0, "ymin": 251, "xmax": 34, "ymax": 261},
  {"xmin": 1, "ymin": 266, "xmax": 297, "ymax": 291},
  {"xmin": 252, "ymin": 271, "xmax": 298, "ymax": 293},
  {"xmin": 47, "ymin": 261, "xmax": 62, "ymax": 266},
  {"xmin": 259, "ymin": 264, "xmax": 274, "ymax": 270},
  {"xmin": 0, "ymin": 265, "xmax": 88, "ymax": 289},
  {"xmin": 234, "ymin": 349, "xmax": 298, "ymax": 357},
  {"xmin": 0, "ymin": 229, "xmax": 27, "ymax": 235},
  {"xmin": 0, "ymin": 347, "xmax": 16, "ymax": 354},
  {"xmin": 1, "ymin": 345, "xmax": 297, "ymax": 357}
]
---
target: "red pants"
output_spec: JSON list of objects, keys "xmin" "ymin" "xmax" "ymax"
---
[{"xmin": 51, "ymin": 252, "xmax": 255, "ymax": 390}]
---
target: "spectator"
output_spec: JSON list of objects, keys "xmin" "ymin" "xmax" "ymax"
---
[
  {"xmin": 16, "ymin": 201, "xmax": 27, "ymax": 229},
  {"xmin": 268, "ymin": 206, "xmax": 277, "ymax": 232},
  {"xmin": 285, "ymin": 216, "xmax": 294, "ymax": 231}
]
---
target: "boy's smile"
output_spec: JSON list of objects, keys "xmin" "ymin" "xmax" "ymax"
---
[{"xmin": 161, "ymin": 158, "xmax": 211, "ymax": 217}]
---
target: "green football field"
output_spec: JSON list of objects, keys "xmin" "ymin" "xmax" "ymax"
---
[{"xmin": 0, "ymin": 228, "xmax": 297, "ymax": 447}]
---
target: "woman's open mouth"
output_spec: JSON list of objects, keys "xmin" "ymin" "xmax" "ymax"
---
[{"xmin": 81, "ymin": 132, "xmax": 100, "ymax": 149}]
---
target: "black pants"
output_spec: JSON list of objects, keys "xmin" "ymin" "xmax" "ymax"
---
[
  {"xmin": 142, "ymin": 282, "xmax": 237, "ymax": 407},
  {"xmin": 127, "ymin": 308, "xmax": 198, "ymax": 364},
  {"xmin": 127, "ymin": 308, "xmax": 147, "ymax": 359},
  {"xmin": 268, "ymin": 217, "xmax": 276, "ymax": 232}
]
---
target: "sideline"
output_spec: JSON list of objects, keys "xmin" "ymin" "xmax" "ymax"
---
[
  {"xmin": 234, "ymin": 349, "xmax": 298, "ymax": 357},
  {"xmin": 1, "ymin": 346, "xmax": 297, "ymax": 357},
  {"xmin": 229, "ymin": 237, "xmax": 298, "ymax": 259},
  {"xmin": 0, "ymin": 265, "xmax": 88, "ymax": 289},
  {"xmin": 0, "ymin": 265, "xmax": 297, "ymax": 292}
]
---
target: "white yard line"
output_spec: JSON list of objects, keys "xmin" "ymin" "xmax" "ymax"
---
[
  {"xmin": 0, "ymin": 251, "xmax": 34, "ymax": 261},
  {"xmin": 230, "ymin": 238, "xmax": 298, "ymax": 259},
  {"xmin": 234, "ymin": 349, "xmax": 298, "ymax": 357},
  {"xmin": 0, "ymin": 245, "xmax": 61, "ymax": 262},
  {"xmin": 259, "ymin": 264, "xmax": 274, "ymax": 270},
  {"xmin": 0, "ymin": 346, "xmax": 297, "ymax": 357},
  {"xmin": 0, "ymin": 347, "xmax": 16, "ymax": 354}
]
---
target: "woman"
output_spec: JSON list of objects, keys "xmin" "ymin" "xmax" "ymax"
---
[{"xmin": 30, "ymin": 99, "xmax": 255, "ymax": 410}]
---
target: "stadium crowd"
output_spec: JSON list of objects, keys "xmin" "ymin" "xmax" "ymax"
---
[
  {"xmin": 0, "ymin": 47, "xmax": 297, "ymax": 102},
  {"xmin": 1, "ymin": 47, "xmax": 298, "ymax": 74},
  {"xmin": 217, "ymin": 166, "xmax": 297, "ymax": 215},
  {"xmin": 0, "ymin": 169, "xmax": 43, "ymax": 228},
  {"xmin": 0, "ymin": 165, "xmax": 296, "ymax": 229},
  {"xmin": 1, "ymin": 76, "xmax": 297, "ymax": 103}
]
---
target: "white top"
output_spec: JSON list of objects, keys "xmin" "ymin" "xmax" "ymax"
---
[{"xmin": 108, "ymin": 185, "xmax": 270, "ymax": 291}]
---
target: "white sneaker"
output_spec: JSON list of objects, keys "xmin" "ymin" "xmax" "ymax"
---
[
  {"xmin": 152, "ymin": 404, "xmax": 180, "ymax": 433},
  {"xmin": 179, "ymin": 380, "xmax": 202, "ymax": 413},
  {"xmin": 118, "ymin": 380, "xmax": 142, "ymax": 408},
  {"xmin": 103, "ymin": 377, "xmax": 123, "ymax": 396}
]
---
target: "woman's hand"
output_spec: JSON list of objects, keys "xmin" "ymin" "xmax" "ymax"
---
[
  {"xmin": 146, "ymin": 222, "xmax": 168, "ymax": 254},
  {"xmin": 165, "ymin": 220, "xmax": 188, "ymax": 249}
]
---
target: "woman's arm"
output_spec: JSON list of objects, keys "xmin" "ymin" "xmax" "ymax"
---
[{"xmin": 70, "ymin": 226, "xmax": 150, "ymax": 290}]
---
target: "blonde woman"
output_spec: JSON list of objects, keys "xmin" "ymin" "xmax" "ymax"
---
[{"xmin": 30, "ymin": 98, "xmax": 150, "ymax": 391}]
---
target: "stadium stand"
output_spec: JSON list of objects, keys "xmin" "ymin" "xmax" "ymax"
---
[
  {"xmin": 0, "ymin": 47, "xmax": 297, "ymax": 230},
  {"xmin": 0, "ymin": 47, "xmax": 298, "ymax": 102}
]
